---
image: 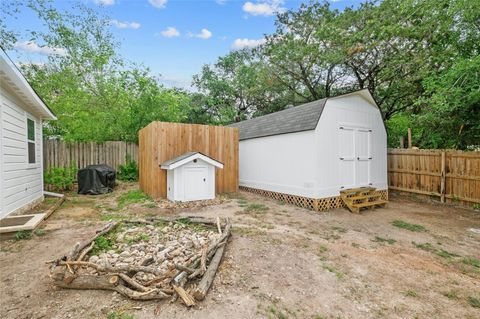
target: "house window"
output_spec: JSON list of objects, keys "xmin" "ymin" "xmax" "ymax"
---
[{"xmin": 27, "ymin": 118, "xmax": 35, "ymax": 164}]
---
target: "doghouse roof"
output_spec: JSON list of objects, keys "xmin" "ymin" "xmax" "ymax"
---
[
  {"xmin": 160, "ymin": 152, "xmax": 224, "ymax": 170},
  {"xmin": 229, "ymin": 89, "xmax": 377, "ymax": 141}
]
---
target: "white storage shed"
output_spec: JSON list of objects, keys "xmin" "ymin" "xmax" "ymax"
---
[
  {"xmin": 229, "ymin": 89, "xmax": 388, "ymax": 211},
  {"xmin": 0, "ymin": 49, "xmax": 57, "ymax": 219},
  {"xmin": 160, "ymin": 152, "xmax": 224, "ymax": 202}
]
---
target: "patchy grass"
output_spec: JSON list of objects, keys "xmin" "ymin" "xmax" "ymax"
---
[
  {"xmin": 244, "ymin": 203, "xmax": 269, "ymax": 214},
  {"xmin": 403, "ymin": 290, "xmax": 418, "ymax": 297},
  {"xmin": 14, "ymin": 230, "xmax": 32, "ymax": 241},
  {"xmin": 321, "ymin": 263, "xmax": 344, "ymax": 279},
  {"xmin": 107, "ymin": 311, "xmax": 135, "ymax": 319},
  {"xmin": 436, "ymin": 249, "xmax": 460, "ymax": 259},
  {"xmin": 319, "ymin": 257, "xmax": 344, "ymax": 279},
  {"xmin": 392, "ymin": 220, "xmax": 427, "ymax": 232},
  {"xmin": 237, "ymin": 198, "xmax": 249, "ymax": 207},
  {"xmin": 373, "ymin": 236, "xmax": 396, "ymax": 245},
  {"xmin": 117, "ymin": 190, "xmax": 151, "ymax": 208},
  {"xmin": 125, "ymin": 233, "xmax": 150, "ymax": 245},
  {"xmin": 442, "ymin": 290, "xmax": 459, "ymax": 300},
  {"xmin": 468, "ymin": 296, "xmax": 480, "ymax": 308},
  {"xmin": 462, "ymin": 256, "xmax": 480, "ymax": 268},
  {"xmin": 143, "ymin": 202, "xmax": 157, "ymax": 208},
  {"xmin": 233, "ymin": 226, "xmax": 267, "ymax": 237},
  {"xmin": 33, "ymin": 228, "xmax": 46, "ymax": 236},
  {"xmin": 331, "ymin": 226, "xmax": 347, "ymax": 233},
  {"xmin": 351, "ymin": 242, "xmax": 360, "ymax": 248},
  {"xmin": 318, "ymin": 244, "xmax": 328, "ymax": 253},
  {"xmin": 260, "ymin": 223, "xmax": 275, "ymax": 229},
  {"xmin": 224, "ymin": 192, "xmax": 246, "ymax": 200},
  {"xmin": 412, "ymin": 242, "xmax": 437, "ymax": 252},
  {"xmin": 100, "ymin": 213, "xmax": 126, "ymax": 221},
  {"xmin": 267, "ymin": 305, "xmax": 288, "ymax": 319}
]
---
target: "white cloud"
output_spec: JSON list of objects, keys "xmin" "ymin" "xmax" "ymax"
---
[
  {"xmin": 159, "ymin": 27, "xmax": 180, "ymax": 38},
  {"xmin": 242, "ymin": 0, "xmax": 285, "ymax": 16},
  {"xmin": 14, "ymin": 41, "xmax": 67, "ymax": 57},
  {"xmin": 148, "ymin": 0, "xmax": 167, "ymax": 8},
  {"xmin": 188, "ymin": 28, "xmax": 212, "ymax": 40},
  {"xmin": 196, "ymin": 28, "xmax": 212, "ymax": 39},
  {"xmin": 231, "ymin": 38, "xmax": 266, "ymax": 49},
  {"xmin": 216, "ymin": 0, "xmax": 227, "ymax": 4},
  {"xmin": 110, "ymin": 19, "xmax": 141, "ymax": 29},
  {"xmin": 94, "ymin": 0, "xmax": 115, "ymax": 6}
]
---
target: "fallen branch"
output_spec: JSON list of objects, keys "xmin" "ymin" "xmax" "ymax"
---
[
  {"xmin": 172, "ymin": 285, "xmax": 196, "ymax": 307},
  {"xmin": 192, "ymin": 240, "xmax": 228, "ymax": 301}
]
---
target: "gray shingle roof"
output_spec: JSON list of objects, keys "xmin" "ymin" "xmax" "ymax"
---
[
  {"xmin": 229, "ymin": 98, "xmax": 327, "ymax": 140},
  {"xmin": 160, "ymin": 152, "xmax": 198, "ymax": 166}
]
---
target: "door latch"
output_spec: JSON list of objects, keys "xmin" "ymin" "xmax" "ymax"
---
[
  {"xmin": 339, "ymin": 157, "xmax": 344, "ymax": 160},
  {"xmin": 203, "ymin": 178, "xmax": 206, "ymax": 182}
]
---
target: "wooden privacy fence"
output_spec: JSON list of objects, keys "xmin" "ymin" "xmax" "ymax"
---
[
  {"xmin": 43, "ymin": 140, "xmax": 138, "ymax": 171},
  {"xmin": 388, "ymin": 149, "xmax": 480, "ymax": 205},
  {"xmin": 139, "ymin": 122, "xmax": 239, "ymax": 199}
]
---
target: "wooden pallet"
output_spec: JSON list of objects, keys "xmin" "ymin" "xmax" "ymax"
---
[{"xmin": 340, "ymin": 187, "xmax": 387, "ymax": 213}]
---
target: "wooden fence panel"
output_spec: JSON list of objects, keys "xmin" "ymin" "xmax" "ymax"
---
[
  {"xmin": 138, "ymin": 122, "xmax": 239, "ymax": 199},
  {"xmin": 43, "ymin": 140, "xmax": 138, "ymax": 171},
  {"xmin": 388, "ymin": 149, "xmax": 480, "ymax": 205}
]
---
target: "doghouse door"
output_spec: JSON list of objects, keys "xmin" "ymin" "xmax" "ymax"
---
[{"xmin": 184, "ymin": 166, "xmax": 208, "ymax": 201}]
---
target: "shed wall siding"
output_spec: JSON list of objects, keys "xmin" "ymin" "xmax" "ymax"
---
[
  {"xmin": 0, "ymin": 86, "xmax": 43, "ymax": 218},
  {"xmin": 238, "ymin": 130, "xmax": 317, "ymax": 198},
  {"xmin": 314, "ymin": 95, "xmax": 387, "ymax": 197}
]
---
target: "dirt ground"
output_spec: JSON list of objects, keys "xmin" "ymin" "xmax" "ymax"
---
[{"xmin": 1, "ymin": 182, "xmax": 479, "ymax": 319}]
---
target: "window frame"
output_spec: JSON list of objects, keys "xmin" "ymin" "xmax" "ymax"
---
[{"xmin": 26, "ymin": 116, "xmax": 36, "ymax": 166}]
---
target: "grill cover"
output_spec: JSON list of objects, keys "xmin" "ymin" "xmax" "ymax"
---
[{"xmin": 77, "ymin": 164, "xmax": 116, "ymax": 195}]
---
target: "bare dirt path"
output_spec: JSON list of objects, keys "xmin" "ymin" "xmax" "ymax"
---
[{"xmin": 1, "ymin": 183, "xmax": 479, "ymax": 319}]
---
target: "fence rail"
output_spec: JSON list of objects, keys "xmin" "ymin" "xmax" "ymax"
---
[
  {"xmin": 388, "ymin": 149, "xmax": 480, "ymax": 205},
  {"xmin": 43, "ymin": 140, "xmax": 138, "ymax": 171}
]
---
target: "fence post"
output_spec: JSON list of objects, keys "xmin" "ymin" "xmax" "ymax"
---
[
  {"xmin": 440, "ymin": 151, "xmax": 446, "ymax": 203},
  {"xmin": 399, "ymin": 136, "xmax": 405, "ymax": 148},
  {"xmin": 407, "ymin": 128, "xmax": 412, "ymax": 149}
]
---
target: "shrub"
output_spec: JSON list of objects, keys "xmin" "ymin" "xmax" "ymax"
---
[
  {"xmin": 44, "ymin": 163, "xmax": 78, "ymax": 191},
  {"xmin": 118, "ymin": 155, "xmax": 138, "ymax": 181},
  {"xmin": 14, "ymin": 230, "xmax": 32, "ymax": 240},
  {"xmin": 92, "ymin": 235, "xmax": 114, "ymax": 255}
]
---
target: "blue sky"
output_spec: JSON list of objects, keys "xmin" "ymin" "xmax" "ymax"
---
[{"xmin": 7, "ymin": 0, "xmax": 362, "ymax": 90}]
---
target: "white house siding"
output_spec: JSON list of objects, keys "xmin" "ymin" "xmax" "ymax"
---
[
  {"xmin": 239, "ymin": 130, "xmax": 318, "ymax": 198},
  {"xmin": 314, "ymin": 95, "xmax": 387, "ymax": 198},
  {"xmin": 0, "ymin": 85, "xmax": 43, "ymax": 219}
]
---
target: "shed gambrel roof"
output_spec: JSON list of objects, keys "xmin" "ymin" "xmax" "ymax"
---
[
  {"xmin": 229, "ymin": 98, "xmax": 327, "ymax": 141},
  {"xmin": 228, "ymin": 89, "xmax": 378, "ymax": 141}
]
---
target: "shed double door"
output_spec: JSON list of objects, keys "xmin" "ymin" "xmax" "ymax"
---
[{"xmin": 338, "ymin": 126, "xmax": 372, "ymax": 189}]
